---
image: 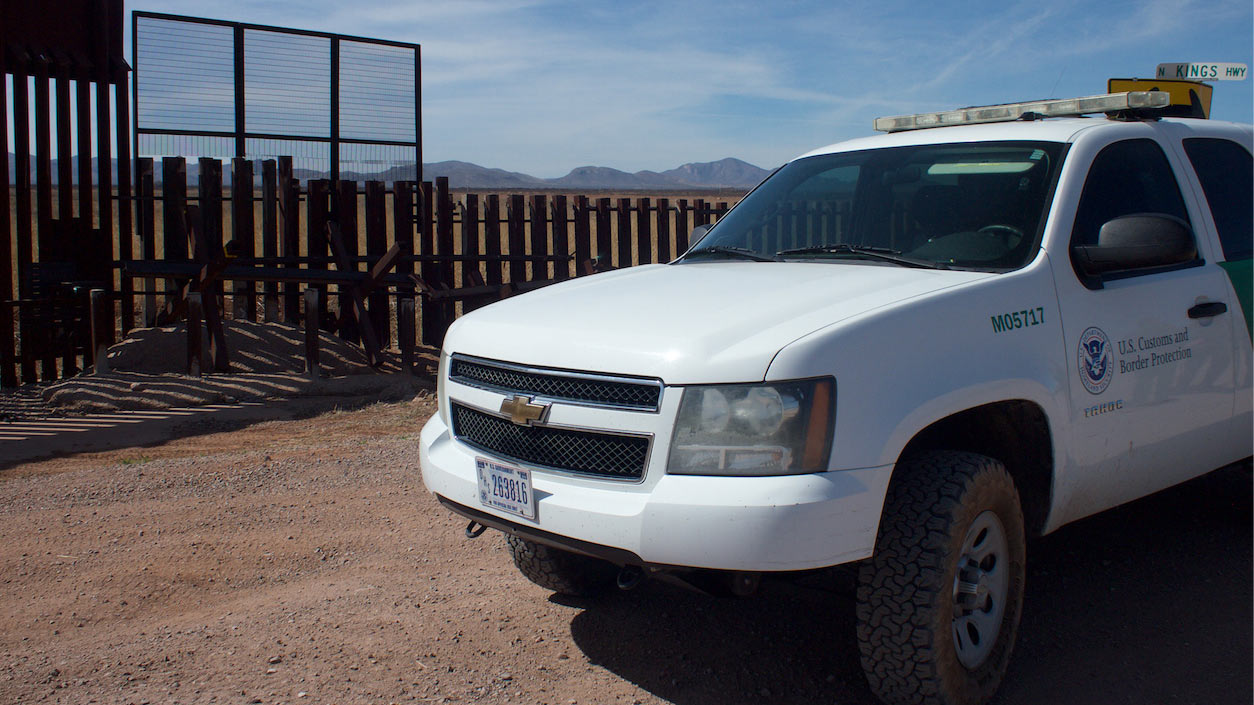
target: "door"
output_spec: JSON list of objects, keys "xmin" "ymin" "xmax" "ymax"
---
[{"xmin": 1051, "ymin": 136, "xmax": 1237, "ymax": 523}]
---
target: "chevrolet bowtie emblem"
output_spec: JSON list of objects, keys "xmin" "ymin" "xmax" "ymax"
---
[{"xmin": 500, "ymin": 395, "xmax": 550, "ymax": 426}]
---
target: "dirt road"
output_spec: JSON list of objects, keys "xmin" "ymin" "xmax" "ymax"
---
[{"xmin": 1, "ymin": 396, "xmax": 1249, "ymax": 705}]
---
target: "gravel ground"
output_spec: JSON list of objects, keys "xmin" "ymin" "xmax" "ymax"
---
[{"xmin": 0, "ymin": 396, "xmax": 1249, "ymax": 705}]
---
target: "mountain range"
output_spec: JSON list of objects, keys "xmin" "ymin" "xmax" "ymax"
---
[{"xmin": 7, "ymin": 155, "xmax": 769, "ymax": 191}]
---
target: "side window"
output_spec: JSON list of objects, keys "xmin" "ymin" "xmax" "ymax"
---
[
  {"xmin": 1183, "ymin": 138, "xmax": 1253, "ymax": 261},
  {"xmin": 1071, "ymin": 138, "xmax": 1193, "ymax": 248}
]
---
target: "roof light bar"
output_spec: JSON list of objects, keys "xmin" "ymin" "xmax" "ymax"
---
[{"xmin": 873, "ymin": 91, "xmax": 1172, "ymax": 132}]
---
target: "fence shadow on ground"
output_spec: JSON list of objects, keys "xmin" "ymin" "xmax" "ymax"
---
[{"xmin": 0, "ymin": 370, "xmax": 434, "ymax": 470}]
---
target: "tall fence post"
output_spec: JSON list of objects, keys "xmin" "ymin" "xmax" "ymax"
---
[
  {"xmin": 572, "ymin": 195, "xmax": 590, "ymax": 274},
  {"xmin": 419, "ymin": 181, "xmax": 440, "ymax": 344},
  {"xmin": 595, "ymin": 198, "xmax": 611, "ymax": 268},
  {"xmin": 279, "ymin": 156, "xmax": 301, "ymax": 323},
  {"xmin": 304, "ymin": 288, "xmax": 321, "ymax": 378},
  {"xmin": 90, "ymin": 289, "xmax": 110, "ymax": 375},
  {"xmin": 186, "ymin": 291, "xmax": 203, "ymax": 378},
  {"xmin": 34, "ymin": 62, "xmax": 55, "ymax": 380},
  {"xmin": 551, "ymin": 195, "xmax": 569, "ymax": 280},
  {"xmin": 52, "ymin": 69, "xmax": 74, "ymax": 374},
  {"xmin": 161, "ymin": 157, "xmax": 188, "ymax": 321},
  {"xmin": 13, "ymin": 65, "xmax": 36, "ymax": 383},
  {"xmin": 137, "ymin": 158, "xmax": 157, "ymax": 326},
  {"xmin": 656, "ymin": 197, "xmax": 671, "ymax": 263},
  {"xmin": 461, "ymin": 194, "xmax": 482, "ymax": 313},
  {"xmin": 483, "ymin": 195, "xmax": 503, "ymax": 286},
  {"xmin": 94, "ymin": 71, "xmax": 114, "ymax": 350},
  {"xmin": 334, "ymin": 179, "xmax": 360, "ymax": 344},
  {"xmin": 116, "ymin": 70, "xmax": 135, "ymax": 336},
  {"xmin": 260, "ymin": 159, "xmax": 279, "ymax": 321},
  {"xmin": 306, "ymin": 180, "xmax": 332, "ymax": 327},
  {"xmin": 637, "ymin": 194, "xmax": 657, "ymax": 263},
  {"xmin": 364, "ymin": 181, "xmax": 389, "ymax": 345},
  {"xmin": 435, "ymin": 177, "xmax": 455, "ymax": 344},
  {"xmin": 399, "ymin": 297, "xmax": 416, "ymax": 375},
  {"xmin": 506, "ymin": 194, "xmax": 526, "ymax": 285},
  {"xmin": 231, "ymin": 157, "xmax": 256, "ymax": 321},
  {"xmin": 675, "ymin": 198, "xmax": 690, "ymax": 255},
  {"xmin": 0, "ymin": 75, "xmax": 14, "ymax": 387},
  {"xmin": 392, "ymin": 180, "xmax": 416, "ymax": 346},
  {"xmin": 199, "ymin": 159, "xmax": 226, "ymax": 372},
  {"xmin": 616, "ymin": 197, "xmax": 633, "ymax": 268},
  {"xmin": 528, "ymin": 194, "xmax": 549, "ymax": 282},
  {"xmin": 635, "ymin": 197, "xmax": 651, "ymax": 265}
]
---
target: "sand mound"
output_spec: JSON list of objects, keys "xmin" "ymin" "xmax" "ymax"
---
[
  {"xmin": 34, "ymin": 320, "xmax": 435, "ymax": 413},
  {"xmin": 107, "ymin": 319, "xmax": 382, "ymax": 376}
]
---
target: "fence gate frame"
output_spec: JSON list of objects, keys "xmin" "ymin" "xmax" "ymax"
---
[{"xmin": 132, "ymin": 11, "xmax": 422, "ymax": 182}]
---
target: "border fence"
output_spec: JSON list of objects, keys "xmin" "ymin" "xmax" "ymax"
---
[
  {"xmin": 2, "ymin": 3, "xmax": 737, "ymax": 388},
  {"xmin": 6, "ymin": 153, "xmax": 734, "ymax": 385},
  {"xmin": 1, "ymin": 0, "xmax": 131, "ymax": 388}
]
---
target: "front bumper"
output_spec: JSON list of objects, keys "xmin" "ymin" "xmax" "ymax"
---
[{"xmin": 420, "ymin": 413, "xmax": 892, "ymax": 572}]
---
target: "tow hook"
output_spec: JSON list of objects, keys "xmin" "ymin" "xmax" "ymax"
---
[
  {"xmin": 464, "ymin": 520, "xmax": 487, "ymax": 539},
  {"xmin": 616, "ymin": 566, "xmax": 645, "ymax": 591}
]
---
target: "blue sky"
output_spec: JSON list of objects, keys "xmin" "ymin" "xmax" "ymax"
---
[{"xmin": 78, "ymin": 0, "xmax": 1254, "ymax": 176}]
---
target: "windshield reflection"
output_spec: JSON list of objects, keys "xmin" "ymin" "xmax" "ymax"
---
[{"xmin": 683, "ymin": 141, "xmax": 1064, "ymax": 271}]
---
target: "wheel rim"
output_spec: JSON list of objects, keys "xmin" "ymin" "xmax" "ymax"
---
[{"xmin": 951, "ymin": 510, "xmax": 1010, "ymax": 669}]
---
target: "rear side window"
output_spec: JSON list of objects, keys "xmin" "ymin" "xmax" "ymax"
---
[
  {"xmin": 1071, "ymin": 138, "xmax": 1192, "ymax": 248},
  {"xmin": 1183, "ymin": 138, "xmax": 1253, "ymax": 261}
]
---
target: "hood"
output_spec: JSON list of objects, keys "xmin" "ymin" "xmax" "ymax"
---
[{"xmin": 443, "ymin": 261, "xmax": 991, "ymax": 384}]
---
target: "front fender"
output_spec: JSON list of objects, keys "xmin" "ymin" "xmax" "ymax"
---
[{"xmin": 767, "ymin": 261, "xmax": 1069, "ymax": 472}]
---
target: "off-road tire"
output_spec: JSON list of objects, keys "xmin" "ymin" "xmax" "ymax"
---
[
  {"xmin": 505, "ymin": 535, "xmax": 616, "ymax": 597},
  {"xmin": 856, "ymin": 450, "xmax": 1026, "ymax": 705}
]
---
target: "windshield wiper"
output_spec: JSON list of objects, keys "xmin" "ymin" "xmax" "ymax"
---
[
  {"xmin": 776, "ymin": 243, "xmax": 948, "ymax": 269},
  {"xmin": 685, "ymin": 245, "xmax": 780, "ymax": 263}
]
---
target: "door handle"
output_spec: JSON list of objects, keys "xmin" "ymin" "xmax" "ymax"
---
[{"xmin": 1187, "ymin": 301, "xmax": 1228, "ymax": 319}]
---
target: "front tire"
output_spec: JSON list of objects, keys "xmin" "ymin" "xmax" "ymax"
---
[
  {"xmin": 505, "ymin": 535, "xmax": 616, "ymax": 597},
  {"xmin": 856, "ymin": 451, "xmax": 1026, "ymax": 705}
]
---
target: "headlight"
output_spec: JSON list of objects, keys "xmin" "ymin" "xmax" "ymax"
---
[
  {"xmin": 437, "ymin": 351, "xmax": 450, "ymax": 427},
  {"xmin": 668, "ymin": 378, "xmax": 834, "ymax": 476}
]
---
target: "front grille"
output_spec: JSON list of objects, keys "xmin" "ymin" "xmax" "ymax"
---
[
  {"xmin": 450, "ymin": 355, "xmax": 661, "ymax": 411},
  {"xmin": 451, "ymin": 403, "xmax": 650, "ymax": 480}
]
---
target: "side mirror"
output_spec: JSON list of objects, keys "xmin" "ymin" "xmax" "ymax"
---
[
  {"xmin": 689, "ymin": 224, "xmax": 712, "ymax": 245},
  {"xmin": 1071, "ymin": 213, "xmax": 1196, "ymax": 277}
]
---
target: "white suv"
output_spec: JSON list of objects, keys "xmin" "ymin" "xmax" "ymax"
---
[{"xmin": 420, "ymin": 91, "xmax": 1252, "ymax": 705}]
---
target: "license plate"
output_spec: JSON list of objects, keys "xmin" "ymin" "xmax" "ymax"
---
[{"xmin": 476, "ymin": 457, "xmax": 536, "ymax": 520}]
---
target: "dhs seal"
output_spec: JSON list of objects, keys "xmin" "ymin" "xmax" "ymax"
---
[{"xmin": 1078, "ymin": 326, "xmax": 1113, "ymax": 395}]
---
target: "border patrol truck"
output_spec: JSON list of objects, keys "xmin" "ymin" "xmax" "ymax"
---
[{"xmin": 420, "ymin": 76, "xmax": 1252, "ymax": 705}]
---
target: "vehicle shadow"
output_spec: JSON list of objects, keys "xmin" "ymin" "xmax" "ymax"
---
[{"xmin": 568, "ymin": 464, "xmax": 1252, "ymax": 705}]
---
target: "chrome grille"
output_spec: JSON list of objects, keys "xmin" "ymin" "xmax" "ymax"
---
[
  {"xmin": 449, "ymin": 355, "xmax": 661, "ymax": 411},
  {"xmin": 450, "ymin": 403, "xmax": 650, "ymax": 480}
]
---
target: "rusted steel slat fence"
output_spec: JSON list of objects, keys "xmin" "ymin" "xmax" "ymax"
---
[{"xmin": 3, "ymin": 141, "xmax": 736, "ymax": 384}]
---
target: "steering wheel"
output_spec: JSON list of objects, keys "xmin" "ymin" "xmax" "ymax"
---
[{"xmin": 977, "ymin": 224, "xmax": 1025, "ymax": 248}]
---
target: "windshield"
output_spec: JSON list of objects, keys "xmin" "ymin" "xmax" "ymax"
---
[{"xmin": 682, "ymin": 141, "xmax": 1064, "ymax": 271}]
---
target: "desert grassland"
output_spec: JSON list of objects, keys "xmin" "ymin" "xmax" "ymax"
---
[{"xmin": 8, "ymin": 186, "xmax": 744, "ymax": 299}]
